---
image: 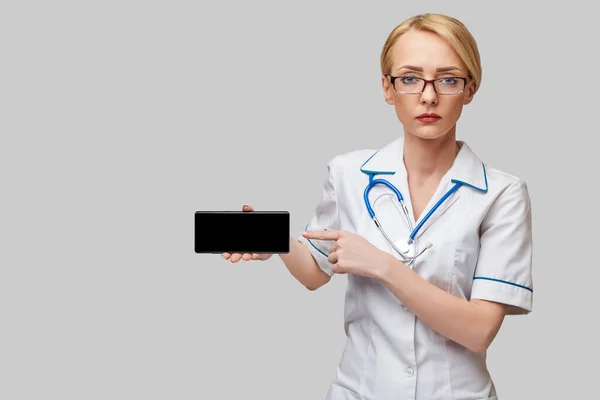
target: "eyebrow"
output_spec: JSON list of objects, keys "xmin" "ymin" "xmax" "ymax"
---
[{"xmin": 396, "ymin": 65, "xmax": 462, "ymax": 73}]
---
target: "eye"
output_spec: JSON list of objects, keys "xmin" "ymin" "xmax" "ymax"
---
[
  {"xmin": 400, "ymin": 75, "xmax": 420, "ymax": 84},
  {"xmin": 439, "ymin": 77, "xmax": 458, "ymax": 85}
]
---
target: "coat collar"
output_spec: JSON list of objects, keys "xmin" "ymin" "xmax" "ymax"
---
[{"xmin": 360, "ymin": 136, "xmax": 488, "ymax": 193}]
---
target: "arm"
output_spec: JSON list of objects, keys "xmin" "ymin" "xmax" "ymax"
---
[
  {"xmin": 283, "ymin": 156, "xmax": 339, "ymax": 290},
  {"xmin": 279, "ymin": 236, "xmax": 331, "ymax": 291},
  {"xmin": 377, "ymin": 258, "xmax": 507, "ymax": 353},
  {"xmin": 377, "ymin": 179, "xmax": 533, "ymax": 352}
]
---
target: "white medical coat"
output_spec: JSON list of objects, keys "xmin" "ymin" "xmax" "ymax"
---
[{"xmin": 297, "ymin": 136, "xmax": 533, "ymax": 400}]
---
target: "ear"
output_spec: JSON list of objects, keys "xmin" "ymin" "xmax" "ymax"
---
[
  {"xmin": 463, "ymin": 81, "xmax": 476, "ymax": 105},
  {"xmin": 382, "ymin": 75, "xmax": 395, "ymax": 105}
]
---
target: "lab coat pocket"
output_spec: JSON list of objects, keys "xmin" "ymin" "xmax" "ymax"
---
[
  {"xmin": 453, "ymin": 245, "xmax": 480, "ymax": 299},
  {"xmin": 326, "ymin": 383, "xmax": 360, "ymax": 400}
]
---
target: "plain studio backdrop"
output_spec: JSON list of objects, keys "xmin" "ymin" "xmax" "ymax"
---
[{"xmin": 1, "ymin": 1, "xmax": 598, "ymax": 399}]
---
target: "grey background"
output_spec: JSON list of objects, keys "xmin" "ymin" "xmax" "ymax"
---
[{"xmin": 1, "ymin": 1, "xmax": 598, "ymax": 399}]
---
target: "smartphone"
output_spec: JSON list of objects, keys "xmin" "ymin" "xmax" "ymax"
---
[{"xmin": 194, "ymin": 211, "xmax": 290, "ymax": 254}]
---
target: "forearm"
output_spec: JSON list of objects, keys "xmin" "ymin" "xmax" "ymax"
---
[
  {"xmin": 377, "ymin": 256, "xmax": 501, "ymax": 353},
  {"xmin": 279, "ymin": 236, "xmax": 331, "ymax": 290}
]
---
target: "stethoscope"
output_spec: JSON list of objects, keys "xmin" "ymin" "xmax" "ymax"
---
[{"xmin": 364, "ymin": 173, "xmax": 463, "ymax": 267}]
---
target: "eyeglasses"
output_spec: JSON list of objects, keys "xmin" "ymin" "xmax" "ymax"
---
[{"xmin": 386, "ymin": 75, "xmax": 470, "ymax": 95}]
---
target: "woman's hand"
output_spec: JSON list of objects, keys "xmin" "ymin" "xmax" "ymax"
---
[
  {"xmin": 301, "ymin": 229, "xmax": 394, "ymax": 279},
  {"xmin": 222, "ymin": 204, "xmax": 273, "ymax": 263}
]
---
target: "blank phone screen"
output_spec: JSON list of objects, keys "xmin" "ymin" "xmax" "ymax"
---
[{"xmin": 194, "ymin": 211, "xmax": 290, "ymax": 254}]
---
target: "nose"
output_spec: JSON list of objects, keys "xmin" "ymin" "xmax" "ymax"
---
[{"xmin": 420, "ymin": 81, "xmax": 438, "ymax": 105}]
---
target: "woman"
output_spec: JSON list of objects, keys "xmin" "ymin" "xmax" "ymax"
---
[{"xmin": 223, "ymin": 13, "xmax": 533, "ymax": 400}]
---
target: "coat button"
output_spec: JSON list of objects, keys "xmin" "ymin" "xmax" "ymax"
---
[{"xmin": 405, "ymin": 367, "xmax": 414, "ymax": 377}]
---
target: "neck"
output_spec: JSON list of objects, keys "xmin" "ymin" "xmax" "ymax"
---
[{"xmin": 402, "ymin": 128, "xmax": 459, "ymax": 181}]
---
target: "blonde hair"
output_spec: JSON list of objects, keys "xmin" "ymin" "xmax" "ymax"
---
[{"xmin": 381, "ymin": 13, "xmax": 482, "ymax": 93}]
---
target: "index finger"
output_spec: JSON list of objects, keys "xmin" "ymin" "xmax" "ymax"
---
[{"xmin": 301, "ymin": 229, "xmax": 340, "ymax": 240}]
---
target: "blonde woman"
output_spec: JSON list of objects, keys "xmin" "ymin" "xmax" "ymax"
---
[{"xmin": 224, "ymin": 13, "xmax": 532, "ymax": 400}]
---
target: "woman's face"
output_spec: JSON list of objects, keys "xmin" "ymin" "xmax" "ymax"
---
[{"xmin": 382, "ymin": 29, "xmax": 475, "ymax": 141}]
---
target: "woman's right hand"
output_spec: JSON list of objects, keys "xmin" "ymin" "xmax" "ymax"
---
[{"xmin": 222, "ymin": 204, "xmax": 274, "ymax": 263}]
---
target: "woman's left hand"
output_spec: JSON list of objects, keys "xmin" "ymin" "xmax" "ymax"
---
[{"xmin": 301, "ymin": 229, "xmax": 394, "ymax": 279}]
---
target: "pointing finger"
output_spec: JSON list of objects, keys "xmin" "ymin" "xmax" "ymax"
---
[
  {"xmin": 329, "ymin": 244, "xmax": 338, "ymax": 254},
  {"xmin": 301, "ymin": 230, "xmax": 340, "ymax": 240}
]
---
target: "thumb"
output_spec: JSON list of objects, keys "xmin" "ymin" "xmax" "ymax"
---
[{"xmin": 242, "ymin": 204, "xmax": 254, "ymax": 212}]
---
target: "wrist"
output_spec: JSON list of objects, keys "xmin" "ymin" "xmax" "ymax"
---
[{"xmin": 376, "ymin": 252, "xmax": 400, "ymax": 282}]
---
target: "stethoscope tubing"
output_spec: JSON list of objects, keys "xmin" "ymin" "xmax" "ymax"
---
[{"xmin": 364, "ymin": 173, "xmax": 463, "ymax": 264}]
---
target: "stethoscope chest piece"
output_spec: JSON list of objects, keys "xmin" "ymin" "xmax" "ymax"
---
[{"xmin": 393, "ymin": 237, "xmax": 412, "ymax": 255}]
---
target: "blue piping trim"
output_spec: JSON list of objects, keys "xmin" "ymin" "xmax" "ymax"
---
[
  {"xmin": 451, "ymin": 162, "xmax": 489, "ymax": 193},
  {"xmin": 303, "ymin": 223, "xmax": 328, "ymax": 258},
  {"xmin": 362, "ymin": 169, "xmax": 395, "ymax": 175},
  {"xmin": 473, "ymin": 276, "xmax": 533, "ymax": 292}
]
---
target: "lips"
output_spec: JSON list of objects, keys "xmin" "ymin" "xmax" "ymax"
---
[{"xmin": 417, "ymin": 113, "xmax": 441, "ymax": 123}]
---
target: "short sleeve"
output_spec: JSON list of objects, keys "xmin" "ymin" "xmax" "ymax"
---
[
  {"xmin": 470, "ymin": 179, "xmax": 533, "ymax": 315},
  {"xmin": 297, "ymin": 158, "xmax": 339, "ymax": 276}
]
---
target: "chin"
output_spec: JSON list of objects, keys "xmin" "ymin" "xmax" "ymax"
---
[{"xmin": 406, "ymin": 126, "xmax": 452, "ymax": 141}]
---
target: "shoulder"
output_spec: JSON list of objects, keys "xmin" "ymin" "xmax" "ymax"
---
[
  {"xmin": 326, "ymin": 148, "xmax": 378, "ymax": 176},
  {"xmin": 480, "ymin": 164, "xmax": 531, "ymax": 220},
  {"xmin": 484, "ymin": 165, "xmax": 530, "ymax": 201},
  {"xmin": 458, "ymin": 140, "xmax": 529, "ymax": 200}
]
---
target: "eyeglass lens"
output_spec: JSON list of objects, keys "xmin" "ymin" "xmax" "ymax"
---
[{"xmin": 395, "ymin": 76, "xmax": 465, "ymax": 94}]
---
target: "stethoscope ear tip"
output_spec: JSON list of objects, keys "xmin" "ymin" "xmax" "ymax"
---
[{"xmin": 424, "ymin": 242, "xmax": 433, "ymax": 249}]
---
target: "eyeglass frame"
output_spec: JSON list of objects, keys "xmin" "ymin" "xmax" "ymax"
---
[{"xmin": 385, "ymin": 74, "xmax": 471, "ymax": 95}]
